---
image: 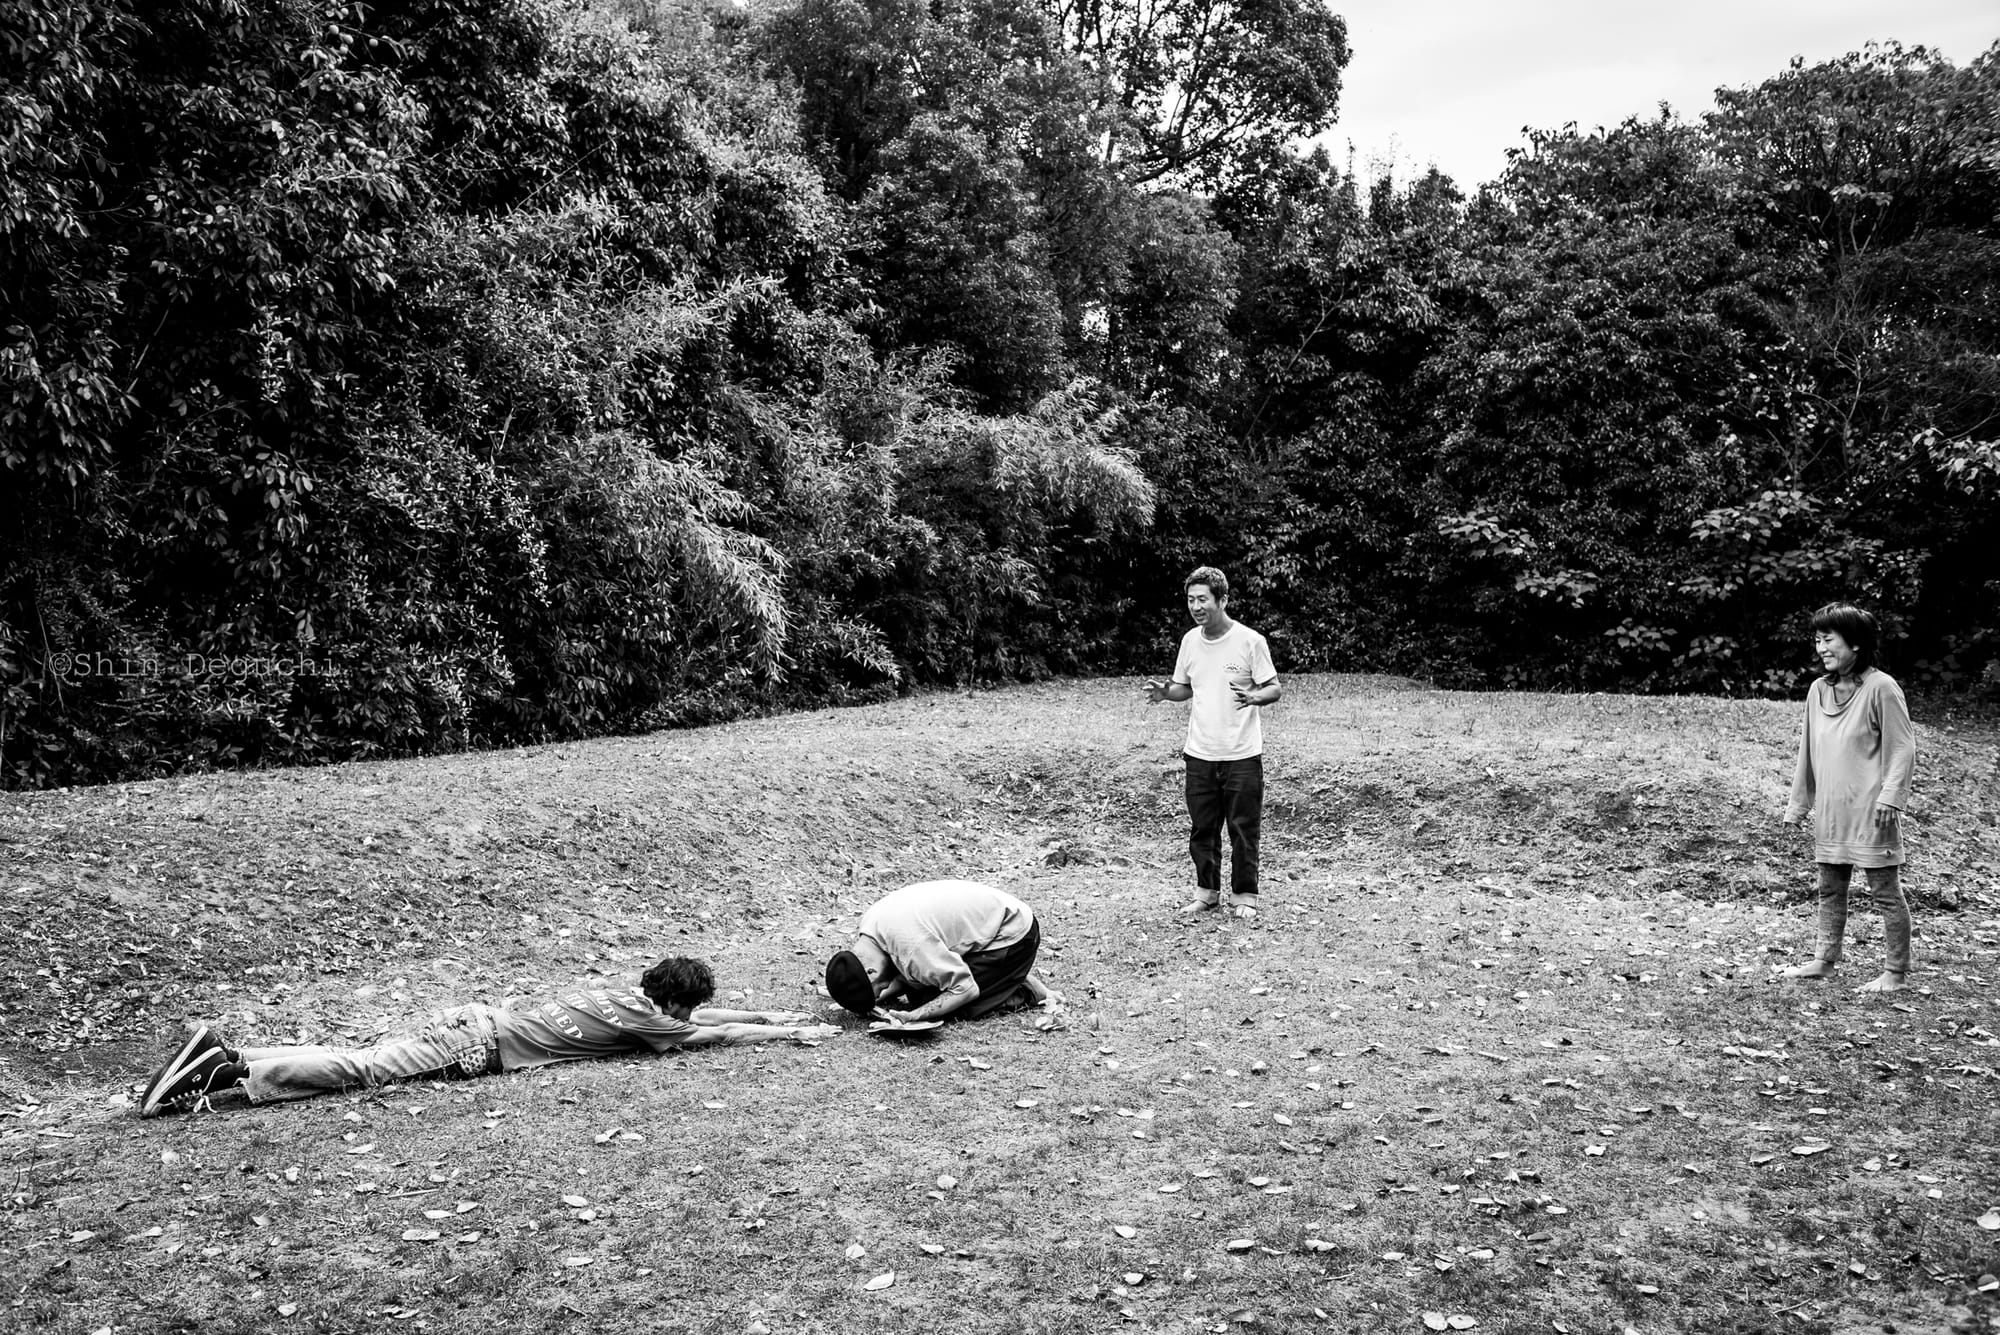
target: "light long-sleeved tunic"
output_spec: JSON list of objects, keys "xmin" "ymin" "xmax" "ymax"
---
[{"xmin": 1786, "ymin": 669, "xmax": 1915, "ymax": 868}]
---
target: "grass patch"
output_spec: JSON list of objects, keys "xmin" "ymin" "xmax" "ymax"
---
[{"xmin": 4, "ymin": 676, "xmax": 1999, "ymax": 1333}]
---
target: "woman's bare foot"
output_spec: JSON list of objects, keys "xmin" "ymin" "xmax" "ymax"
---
[
  {"xmin": 1856, "ymin": 971, "xmax": 1906, "ymax": 993},
  {"xmin": 1780, "ymin": 960, "xmax": 1836, "ymax": 979}
]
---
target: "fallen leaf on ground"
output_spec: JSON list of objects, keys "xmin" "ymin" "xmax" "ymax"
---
[
  {"xmin": 1225, "ymin": 1238, "xmax": 1256, "ymax": 1251},
  {"xmin": 845, "ymin": 1243, "xmax": 867, "ymax": 1259},
  {"xmin": 1113, "ymin": 1225, "xmax": 1138, "ymax": 1239},
  {"xmin": 864, "ymin": 1271, "xmax": 895, "ymax": 1291},
  {"xmin": 1978, "ymin": 1210, "xmax": 2000, "ymax": 1231},
  {"xmin": 400, "ymin": 1229, "xmax": 440, "ymax": 1242}
]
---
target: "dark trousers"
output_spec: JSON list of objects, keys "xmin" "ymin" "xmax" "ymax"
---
[
  {"xmin": 1186, "ymin": 755, "xmax": 1263, "ymax": 901},
  {"xmin": 900, "ymin": 920, "xmax": 1041, "ymax": 1021}
]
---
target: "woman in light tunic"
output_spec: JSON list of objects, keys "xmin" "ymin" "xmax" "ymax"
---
[{"xmin": 1780, "ymin": 602, "xmax": 1917, "ymax": 993}]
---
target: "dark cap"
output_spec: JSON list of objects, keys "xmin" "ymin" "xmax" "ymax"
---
[{"xmin": 824, "ymin": 950, "xmax": 875, "ymax": 1015}]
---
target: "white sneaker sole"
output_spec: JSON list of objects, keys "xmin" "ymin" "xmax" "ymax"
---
[{"xmin": 139, "ymin": 1027, "xmax": 217, "ymax": 1118}]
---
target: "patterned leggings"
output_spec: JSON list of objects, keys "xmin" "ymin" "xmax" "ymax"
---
[{"xmin": 1812, "ymin": 863, "xmax": 1911, "ymax": 976}]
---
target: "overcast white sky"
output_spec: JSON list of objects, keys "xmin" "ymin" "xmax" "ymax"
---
[{"xmin": 1326, "ymin": 1, "xmax": 1999, "ymax": 189}]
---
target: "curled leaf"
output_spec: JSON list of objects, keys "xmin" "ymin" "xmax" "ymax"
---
[{"xmin": 864, "ymin": 1271, "xmax": 895, "ymax": 1291}]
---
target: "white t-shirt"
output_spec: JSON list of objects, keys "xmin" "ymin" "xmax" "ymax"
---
[{"xmin": 1172, "ymin": 622, "xmax": 1278, "ymax": 761}]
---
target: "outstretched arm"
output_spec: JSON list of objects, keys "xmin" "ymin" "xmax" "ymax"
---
[
  {"xmin": 691, "ymin": 1007, "xmax": 818, "ymax": 1026},
  {"xmin": 671, "ymin": 1021, "xmax": 838, "ymax": 1048}
]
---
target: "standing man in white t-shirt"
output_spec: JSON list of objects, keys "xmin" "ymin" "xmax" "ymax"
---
[{"xmin": 1144, "ymin": 566, "xmax": 1281, "ymax": 918}]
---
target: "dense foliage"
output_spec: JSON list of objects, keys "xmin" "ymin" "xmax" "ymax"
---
[{"xmin": 3, "ymin": 1, "xmax": 1994, "ymax": 786}]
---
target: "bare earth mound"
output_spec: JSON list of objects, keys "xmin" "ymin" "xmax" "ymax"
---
[{"xmin": 3, "ymin": 675, "xmax": 1998, "ymax": 1334}]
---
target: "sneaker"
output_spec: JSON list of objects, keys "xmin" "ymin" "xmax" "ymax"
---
[{"xmin": 139, "ymin": 1027, "xmax": 238, "ymax": 1117}]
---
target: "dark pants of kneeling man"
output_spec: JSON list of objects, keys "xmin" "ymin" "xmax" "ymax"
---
[{"xmin": 897, "ymin": 920, "xmax": 1041, "ymax": 1020}]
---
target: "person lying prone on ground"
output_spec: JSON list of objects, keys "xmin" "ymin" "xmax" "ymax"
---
[
  {"xmin": 824, "ymin": 879, "xmax": 1060, "ymax": 1024},
  {"xmin": 139, "ymin": 957, "xmax": 837, "ymax": 1116}
]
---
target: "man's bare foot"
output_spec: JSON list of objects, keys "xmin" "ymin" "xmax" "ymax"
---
[
  {"xmin": 1232, "ymin": 903, "xmax": 1258, "ymax": 920},
  {"xmin": 1179, "ymin": 900, "xmax": 1219, "ymax": 914},
  {"xmin": 1780, "ymin": 960, "xmax": 1836, "ymax": 979},
  {"xmin": 1856, "ymin": 971, "xmax": 1907, "ymax": 993}
]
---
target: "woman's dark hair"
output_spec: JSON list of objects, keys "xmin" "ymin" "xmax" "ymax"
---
[
  {"xmin": 1810, "ymin": 602, "xmax": 1880, "ymax": 680},
  {"xmin": 640, "ymin": 957, "xmax": 716, "ymax": 1011}
]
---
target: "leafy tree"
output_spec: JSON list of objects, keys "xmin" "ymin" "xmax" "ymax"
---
[
  {"xmin": 1700, "ymin": 41, "xmax": 2000, "ymax": 687},
  {"xmin": 1386, "ymin": 116, "xmax": 1804, "ymax": 687},
  {"xmin": 1049, "ymin": 0, "xmax": 1350, "ymax": 186}
]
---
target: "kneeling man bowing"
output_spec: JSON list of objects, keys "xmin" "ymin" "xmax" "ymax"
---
[{"xmin": 824, "ymin": 879, "xmax": 1058, "ymax": 1024}]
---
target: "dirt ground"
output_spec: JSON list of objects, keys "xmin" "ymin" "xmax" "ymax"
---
[{"xmin": 3, "ymin": 675, "xmax": 1998, "ymax": 1334}]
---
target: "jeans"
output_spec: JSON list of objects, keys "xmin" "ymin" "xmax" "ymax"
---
[
  {"xmin": 242, "ymin": 1004, "xmax": 504, "ymax": 1104},
  {"xmin": 1185, "ymin": 755, "xmax": 1264, "ymax": 903},
  {"xmin": 1813, "ymin": 862, "xmax": 1912, "ymax": 976}
]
